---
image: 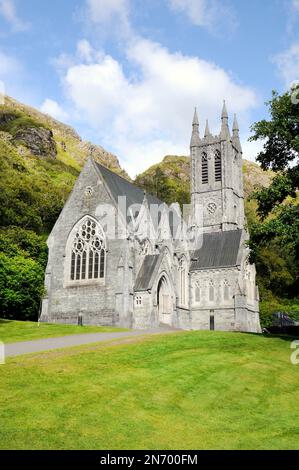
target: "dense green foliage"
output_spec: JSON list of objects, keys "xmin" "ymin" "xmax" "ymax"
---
[
  {"xmin": 250, "ymin": 88, "xmax": 299, "ymax": 213},
  {"xmin": 0, "ymin": 253, "xmax": 45, "ymax": 321},
  {"xmin": 135, "ymin": 156, "xmax": 190, "ymax": 207},
  {"xmin": 248, "ymin": 88, "xmax": 299, "ymax": 325},
  {"xmin": 1, "ymin": 331, "xmax": 299, "ymax": 449},
  {"xmin": 0, "ymin": 104, "xmax": 79, "ymax": 321},
  {"xmin": 0, "ymin": 227, "xmax": 47, "ymax": 320},
  {"xmin": 0, "ymin": 107, "xmax": 50, "ymax": 136},
  {"xmin": 0, "ymin": 140, "xmax": 78, "ymax": 233}
]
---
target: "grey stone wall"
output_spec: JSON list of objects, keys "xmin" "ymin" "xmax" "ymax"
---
[{"xmin": 41, "ymin": 159, "xmax": 131, "ymax": 327}]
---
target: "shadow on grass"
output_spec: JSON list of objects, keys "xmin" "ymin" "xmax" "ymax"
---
[
  {"xmin": 233, "ymin": 330, "xmax": 299, "ymax": 342},
  {"xmin": 263, "ymin": 333, "xmax": 299, "ymax": 342}
]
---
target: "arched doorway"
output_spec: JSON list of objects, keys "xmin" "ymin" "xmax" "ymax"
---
[{"xmin": 157, "ymin": 275, "xmax": 173, "ymax": 326}]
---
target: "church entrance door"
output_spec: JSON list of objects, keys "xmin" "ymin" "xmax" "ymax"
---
[{"xmin": 157, "ymin": 275, "xmax": 173, "ymax": 326}]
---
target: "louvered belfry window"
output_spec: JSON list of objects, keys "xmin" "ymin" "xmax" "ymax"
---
[
  {"xmin": 202, "ymin": 152, "xmax": 208, "ymax": 184},
  {"xmin": 215, "ymin": 150, "xmax": 222, "ymax": 182},
  {"xmin": 70, "ymin": 218, "xmax": 105, "ymax": 281}
]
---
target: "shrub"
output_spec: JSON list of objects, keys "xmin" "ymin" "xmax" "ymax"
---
[{"xmin": 0, "ymin": 252, "xmax": 45, "ymax": 320}]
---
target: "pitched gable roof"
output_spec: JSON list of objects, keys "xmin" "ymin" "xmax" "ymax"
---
[
  {"xmin": 134, "ymin": 254, "xmax": 161, "ymax": 291},
  {"xmin": 94, "ymin": 160, "xmax": 163, "ymax": 208}
]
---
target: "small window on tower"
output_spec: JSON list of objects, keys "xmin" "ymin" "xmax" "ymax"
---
[
  {"xmin": 215, "ymin": 150, "xmax": 222, "ymax": 182},
  {"xmin": 202, "ymin": 153, "xmax": 208, "ymax": 184}
]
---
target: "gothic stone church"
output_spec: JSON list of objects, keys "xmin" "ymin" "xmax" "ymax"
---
[{"xmin": 41, "ymin": 103, "xmax": 261, "ymax": 333}]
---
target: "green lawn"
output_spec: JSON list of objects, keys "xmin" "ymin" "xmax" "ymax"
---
[
  {"xmin": 0, "ymin": 319, "xmax": 128, "ymax": 344},
  {"xmin": 1, "ymin": 330, "xmax": 299, "ymax": 450}
]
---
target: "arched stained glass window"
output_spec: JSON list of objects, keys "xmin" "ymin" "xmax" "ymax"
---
[{"xmin": 70, "ymin": 217, "xmax": 106, "ymax": 282}]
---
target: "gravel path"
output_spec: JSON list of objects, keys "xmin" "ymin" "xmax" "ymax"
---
[{"xmin": 4, "ymin": 327, "xmax": 178, "ymax": 358}]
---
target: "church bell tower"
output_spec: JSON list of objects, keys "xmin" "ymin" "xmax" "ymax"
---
[{"xmin": 190, "ymin": 102, "xmax": 245, "ymax": 233}]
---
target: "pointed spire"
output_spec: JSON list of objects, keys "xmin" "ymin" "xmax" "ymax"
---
[
  {"xmin": 220, "ymin": 100, "xmax": 230, "ymax": 140},
  {"xmin": 232, "ymin": 113, "xmax": 242, "ymax": 152},
  {"xmin": 204, "ymin": 119, "xmax": 211, "ymax": 138},
  {"xmin": 221, "ymin": 100, "xmax": 228, "ymax": 119},
  {"xmin": 232, "ymin": 113, "xmax": 239, "ymax": 132},
  {"xmin": 192, "ymin": 107, "xmax": 199, "ymax": 126},
  {"xmin": 190, "ymin": 107, "xmax": 200, "ymax": 147}
]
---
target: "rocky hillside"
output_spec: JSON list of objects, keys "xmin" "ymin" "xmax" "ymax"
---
[
  {"xmin": 1, "ymin": 96, "xmax": 127, "ymax": 175},
  {"xmin": 0, "ymin": 96, "xmax": 128, "ymax": 234}
]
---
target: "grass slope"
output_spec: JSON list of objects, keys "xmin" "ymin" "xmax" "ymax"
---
[
  {"xmin": 0, "ymin": 319, "xmax": 128, "ymax": 344},
  {"xmin": 1, "ymin": 331, "xmax": 299, "ymax": 450}
]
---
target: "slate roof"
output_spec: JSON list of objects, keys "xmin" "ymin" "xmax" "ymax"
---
[
  {"xmin": 134, "ymin": 254, "xmax": 160, "ymax": 291},
  {"xmin": 190, "ymin": 230, "xmax": 242, "ymax": 270},
  {"xmin": 94, "ymin": 161, "xmax": 163, "ymax": 208}
]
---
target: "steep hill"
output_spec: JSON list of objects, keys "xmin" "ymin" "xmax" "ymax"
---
[
  {"xmin": 135, "ymin": 154, "xmax": 274, "ymax": 204},
  {"xmin": 2, "ymin": 96, "xmax": 127, "ymax": 174},
  {"xmin": 0, "ymin": 96, "xmax": 128, "ymax": 234}
]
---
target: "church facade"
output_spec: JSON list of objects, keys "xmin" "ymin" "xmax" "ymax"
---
[{"xmin": 41, "ymin": 103, "xmax": 261, "ymax": 333}]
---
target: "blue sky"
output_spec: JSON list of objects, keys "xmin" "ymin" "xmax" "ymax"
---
[{"xmin": 0, "ymin": 0, "xmax": 299, "ymax": 176}]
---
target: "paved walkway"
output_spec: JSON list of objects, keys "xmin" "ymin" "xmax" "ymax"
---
[{"xmin": 5, "ymin": 327, "xmax": 177, "ymax": 358}]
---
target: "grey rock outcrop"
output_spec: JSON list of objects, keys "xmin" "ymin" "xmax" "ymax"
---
[{"xmin": 13, "ymin": 127, "xmax": 57, "ymax": 158}]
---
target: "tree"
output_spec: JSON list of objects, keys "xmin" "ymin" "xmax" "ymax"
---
[
  {"xmin": 249, "ymin": 87, "xmax": 299, "ymax": 297},
  {"xmin": 249, "ymin": 87, "xmax": 299, "ymax": 217},
  {"xmin": 0, "ymin": 253, "xmax": 45, "ymax": 320},
  {"xmin": 0, "ymin": 227, "xmax": 47, "ymax": 320}
]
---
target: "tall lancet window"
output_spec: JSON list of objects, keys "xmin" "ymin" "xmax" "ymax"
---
[
  {"xmin": 214, "ymin": 150, "xmax": 222, "ymax": 182},
  {"xmin": 209, "ymin": 279, "xmax": 214, "ymax": 302},
  {"xmin": 223, "ymin": 279, "xmax": 229, "ymax": 300},
  {"xmin": 202, "ymin": 152, "xmax": 208, "ymax": 184},
  {"xmin": 179, "ymin": 257, "xmax": 188, "ymax": 306},
  {"xmin": 70, "ymin": 217, "xmax": 106, "ymax": 282}
]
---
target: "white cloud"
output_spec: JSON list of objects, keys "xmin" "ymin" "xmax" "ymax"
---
[
  {"xmin": 0, "ymin": 50, "xmax": 21, "ymax": 79},
  {"xmin": 292, "ymin": 0, "xmax": 299, "ymax": 11},
  {"xmin": 273, "ymin": 41, "xmax": 299, "ymax": 86},
  {"xmin": 40, "ymin": 99, "xmax": 69, "ymax": 122},
  {"xmin": 168, "ymin": 0, "xmax": 237, "ymax": 33},
  {"xmin": 77, "ymin": 39, "xmax": 95, "ymax": 63},
  {"xmin": 59, "ymin": 38, "xmax": 257, "ymax": 176},
  {"xmin": 0, "ymin": 0, "xmax": 30, "ymax": 32},
  {"xmin": 85, "ymin": 0, "xmax": 131, "ymax": 36},
  {"xmin": 241, "ymin": 138, "xmax": 264, "ymax": 163}
]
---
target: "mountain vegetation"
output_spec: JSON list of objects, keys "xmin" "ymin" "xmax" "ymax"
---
[{"xmin": 0, "ymin": 92, "xmax": 298, "ymax": 326}]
